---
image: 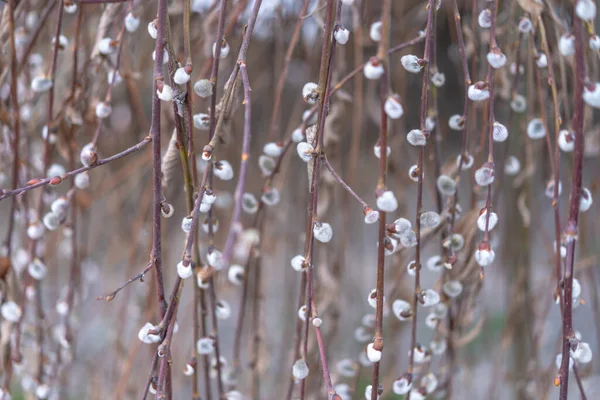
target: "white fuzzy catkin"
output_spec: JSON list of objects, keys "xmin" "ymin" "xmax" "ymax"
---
[
  {"xmin": 559, "ymin": 34, "xmax": 575, "ymax": 56},
  {"xmin": 406, "ymin": 129, "xmax": 427, "ymax": 146},
  {"xmin": 377, "ymin": 190, "xmax": 398, "ymax": 212},
  {"xmin": 366, "ymin": 343, "xmax": 382, "ymax": 363},
  {"xmin": 292, "ymin": 359, "xmax": 309, "ymax": 380},
  {"xmin": 313, "ymin": 222, "xmax": 333, "ymax": 243},
  {"xmin": 334, "ymin": 27, "xmax": 350, "ymax": 45},
  {"xmin": 527, "ymin": 118, "xmax": 546, "ymax": 139},
  {"xmin": 364, "ymin": 58, "xmax": 384, "ymax": 80},
  {"xmin": 583, "ymin": 83, "xmax": 600, "ymax": 108},
  {"xmin": 125, "ymin": 13, "xmax": 140, "ymax": 32},
  {"xmin": 174, "ymin": 67, "xmax": 191, "ymax": 85},
  {"xmin": 384, "ymin": 96, "xmax": 404, "ymax": 119},
  {"xmin": 194, "ymin": 79, "xmax": 213, "ymax": 98},
  {"xmin": 477, "ymin": 210, "xmax": 498, "ymax": 231},
  {"xmin": 575, "ymin": 0, "xmax": 597, "ymax": 21},
  {"xmin": 401, "ymin": 55, "xmax": 423, "ymax": 74}
]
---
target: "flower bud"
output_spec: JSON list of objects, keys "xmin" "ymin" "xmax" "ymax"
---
[
  {"xmin": 302, "ymin": 82, "xmax": 319, "ymax": 104},
  {"xmin": 468, "ymin": 81, "xmax": 490, "ymax": 101},
  {"xmin": 477, "ymin": 209, "xmax": 498, "ymax": 232},
  {"xmin": 475, "ymin": 163, "xmax": 495, "ymax": 186},
  {"xmin": 194, "ymin": 79, "xmax": 213, "ymax": 98},
  {"xmin": 174, "ymin": 67, "xmax": 191, "ymax": 85},
  {"xmin": 406, "ymin": 129, "xmax": 427, "ymax": 146},
  {"xmin": 152, "ymin": 49, "xmax": 169, "ymax": 64},
  {"xmin": 384, "ymin": 95, "xmax": 404, "ymax": 119},
  {"xmin": 177, "ymin": 261, "xmax": 193, "ymax": 279},
  {"xmin": 334, "ymin": 26, "xmax": 350, "ymax": 45},
  {"xmin": 421, "ymin": 289, "xmax": 440, "ymax": 307},
  {"xmin": 475, "ymin": 241, "xmax": 495, "ymax": 266},
  {"xmin": 363, "ymin": 207, "xmax": 380, "ymax": 224},
  {"xmin": 442, "ymin": 280, "xmax": 463, "ymax": 298},
  {"xmin": 364, "ymin": 57, "xmax": 384, "ymax": 80},
  {"xmin": 420, "ymin": 211, "xmax": 440, "ymax": 229},
  {"xmin": 369, "ymin": 21, "xmax": 382, "ymax": 41},
  {"xmin": 207, "ymin": 247, "xmax": 226, "ymax": 270},
  {"xmin": 377, "ymin": 190, "xmax": 398, "ymax": 212},
  {"xmin": 575, "ymin": 0, "xmax": 596, "ymax": 21},
  {"xmin": 125, "ymin": 13, "xmax": 140, "ymax": 32},
  {"xmin": 492, "ymin": 121, "xmax": 508, "ymax": 142},
  {"xmin": 95, "ymin": 101, "xmax": 112, "ymax": 119},
  {"xmin": 212, "ymin": 40, "xmax": 230, "ymax": 59},
  {"xmin": 401, "ymin": 55, "xmax": 423, "ymax": 74},
  {"xmin": 215, "ymin": 300, "xmax": 231, "ymax": 319},
  {"xmin": 292, "ymin": 359, "xmax": 309, "ymax": 380},
  {"xmin": 214, "ymin": 160, "xmax": 234, "ymax": 180},
  {"xmin": 590, "ymin": 35, "xmax": 600, "ymax": 51},
  {"xmin": 181, "ymin": 216, "xmax": 193, "ymax": 233},
  {"xmin": 261, "ymin": 188, "xmax": 280, "ymax": 206},
  {"xmin": 373, "ymin": 143, "xmax": 390, "ymax": 159},
  {"xmin": 431, "ymin": 71, "xmax": 445, "ymax": 87},
  {"xmin": 559, "ymin": 34, "xmax": 575, "ymax": 56},
  {"xmin": 366, "ymin": 343, "xmax": 382, "ymax": 363},
  {"xmin": 296, "ymin": 142, "xmax": 314, "ymax": 162},
  {"xmin": 504, "ymin": 156, "xmax": 520, "ymax": 176},
  {"xmin": 583, "ymin": 82, "xmax": 600, "ymax": 108},
  {"xmin": 31, "ymin": 76, "xmax": 53, "ymax": 93},
  {"xmin": 526, "ymin": 118, "xmax": 546, "ymax": 139},
  {"xmin": 478, "ymin": 9, "xmax": 491, "ymax": 28},
  {"xmin": 138, "ymin": 322, "xmax": 161, "ymax": 344},
  {"xmin": 313, "ymin": 222, "xmax": 333, "ymax": 243},
  {"xmin": 197, "ymin": 337, "xmax": 215, "ymax": 354},
  {"xmin": 487, "ymin": 47, "xmax": 507, "ymax": 69},
  {"xmin": 228, "ymin": 264, "xmax": 244, "ymax": 285},
  {"xmin": 437, "ymin": 175, "xmax": 456, "ymax": 196},
  {"xmin": 393, "ymin": 373, "xmax": 412, "ymax": 395},
  {"xmin": 98, "ymin": 37, "xmax": 116, "ymax": 55},
  {"xmin": 27, "ymin": 220, "xmax": 45, "ymax": 240},
  {"xmin": 392, "ymin": 299, "xmax": 411, "ymax": 321},
  {"xmin": 242, "ymin": 193, "xmax": 259, "ymax": 214},
  {"xmin": 580, "ymin": 187, "xmax": 593, "ymax": 212},
  {"xmin": 43, "ymin": 212, "xmax": 61, "ymax": 231},
  {"xmin": 157, "ymin": 83, "xmax": 174, "ymax": 101},
  {"xmin": 292, "ymin": 128, "xmax": 305, "ymax": 142},
  {"xmin": 518, "ymin": 17, "xmax": 533, "ymax": 33},
  {"xmin": 1, "ymin": 301, "xmax": 22, "ymax": 322},
  {"xmin": 147, "ymin": 21, "xmax": 158, "ymax": 39}
]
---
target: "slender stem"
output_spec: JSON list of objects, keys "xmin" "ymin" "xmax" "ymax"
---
[
  {"xmin": 559, "ymin": 8, "xmax": 586, "ymax": 399},
  {"xmin": 371, "ymin": 0, "xmax": 391, "ymax": 397},
  {"xmin": 407, "ymin": 0, "xmax": 435, "ymax": 382}
]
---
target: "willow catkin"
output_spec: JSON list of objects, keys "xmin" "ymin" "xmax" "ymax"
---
[{"xmin": 161, "ymin": 129, "xmax": 180, "ymax": 193}]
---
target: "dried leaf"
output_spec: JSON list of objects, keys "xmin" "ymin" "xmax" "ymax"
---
[{"xmin": 161, "ymin": 129, "xmax": 180, "ymax": 193}]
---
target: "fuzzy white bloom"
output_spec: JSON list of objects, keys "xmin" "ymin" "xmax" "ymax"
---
[
  {"xmin": 421, "ymin": 289, "xmax": 440, "ymax": 307},
  {"xmin": 475, "ymin": 246, "xmax": 495, "ymax": 266},
  {"xmin": 442, "ymin": 280, "xmax": 463, "ymax": 298},
  {"xmin": 430, "ymin": 339, "xmax": 447, "ymax": 355},
  {"xmin": 367, "ymin": 289, "xmax": 378, "ymax": 308},
  {"xmin": 487, "ymin": 49, "xmax": 507, "ymax": 69},
  {"xmin": 52, "ymin": 35, "xmax": 68, "ymax": 49},
  {"xmin": 193, "ymin": 113, "xmax": 210, "ymax": 130},
  {"xmin": 43, "ymin": 212, "xmax": 60, "ymax": 231},
  {"xmin": 64, "ymin": 3, "xmax": 78, "ymax": 13},
  {"xmin": 583, "ymin": 82, "xmax": 600, "ymax": 108},
  {"xmin": 215, "ymin": 300, "xmax": 231, "ymax": 319},
  {"xmin": 292, "ymin": 128, "xmax": 305, "ymax": 142},
  {"xmin": 181, "ymin": 216, "xmax": 193, "ymax": 233},
  {"xmin": 536, "ymin": 53, "xmax": 548, "ymax": 68},
  {"xmin": 302, "ymin": 82, "xmax": 318, "ymax": 104},
  {"xmin": 95, "ymin": 101, "xmax": 112, "ymax": 119},
  {"xmin": 214, "ymin": 160, "xmax": 234, "ymax": 180},
  {"xmin": 456, "ymin": 153, "xmax": 474, "ymax": 170},
  {"xmin": 420, "ymin": 211, "xmax": 440, "ymax": 229},
  {"xmin": 98, "ymin": 37, "xmax": 115, "ymax": 55},
  {"xmin": 392, "ymin": 299, "xmax": 411, "ymax": 321},
  {"xmin": 207, "ymin": 248, "xmax": 226, "ymax": 270},
  {"xmin": 212, "ymin": 41, "xmax": 230, "ymax": 58},
  {"xmin": 194, "ymin": 79, "xmax": 213, "ymax": 98},
  {"xmin": 426, "ymin": 116, "xmax": 436, "ymax": 131},
  {"xmin": 558, "ymin": 129, "xmax": 574, "ymax": 152},
  {"xmin": 174, "ymin": 67, "xmax": 191, "ymax": 85},
  {"xmin": 35, "ymin": 384, "xmax": 51, "ymax": 399},
  {"xmin": 152, "ymin": 49, "xmax": 169, "ymax": 64},
  {"xmin": 41, "ymin": 126, "xmax": 57, "ymax": 145},
  {"xmin": 296, "ymin": 142, "xmax": 314, "ymax": 162},
  {"xmin": 437, "ymin": 175, "xmax": 456, "ymax": 196},
  {"xmin": 263, "ymin": 142, "xmax": 283, "ymax": 157},
  {"xmin": 510, "ymin": 93, "xmax": 527, "ymax": 113},
  {"xmin": 575, "ymin": 0, "xmax": 597, "ymax": 21},
  {"xmin": 312, "ymin": 317, "xmax": 322, "ymax": 327},
  {"xmin": 374, "ymin": 144, "xmax": 391, "ymax": 159},
  {"xmin": 475, "ymin": 165, "xmax": 495, "ymax": 186},
  {"xmin": 504, "ymin": 156, "xmax": 521, "ymax": 176},
  {"xmin": 426, "ymin": 255, "xmax": 443, "ymax": 272},
  {"xmin": 580, "ymin": 187, "xmax": 593, "ymax": 212},
  {"xmin": 184, "ymin": 364, "xmax": 195, "ymax": 376},
  {"xmin": 448, "ymin": 114, "xmax": 464, "ymax": 131},
  {"xmin": 545, "ymin": 180, "xmax": 562, "ymax": 199},
  {"xmin": 518, "ymin": 17, "xmax": 533, "ymax": 33},
  {"xmin": 384, "ymin": 95, "xmax": 404, "ymax": 119},
  {"xmin": 401, "ymin": 55, "xmax": 423, "ymax": 74},
  {"xmin": 572, "ymin": 342, "xmax": 593, "ymax": 364},
  {"xmin": 477, "ymin": 210, "xmax": 498, "ymax": 232},
  {"xmin": 369, "ymin": 21, "xmax": 382, "ymax": 41},
  {"xmin": 1, "ymin": 301, "xmax": 22, "ymax": 323},
  {"xmin": 31, "ymin": 76, "xmax": 53, "ymax": 93},
  {"xmin": 177, "ymin": 261, "xmax": 193, "ymax": 279},
  {"xmin": 393, "ymin": 375, "xmax": 412, "ymax": 395},
  {"xmin": 406, "ymin": 129, "xmax": 427, "ymax": 146},
  {"xmin": 334, "ymin": 27, "xmax": 350, "ymax": 45},
  {"xmin": 298, "ymin": 305, "xmax": 307, "ymax": 321},
  {"xmin": 157, "ymin": 84, "xmax": 174, "ymax": 102},
  {"xmin": 408, "ymin": 165, "xmax": 421, "ymax": 182},
  {"xmin": 393, "ymin": 217, "xmax": 412, "ymax": 236},
  {"xmin": 27, "ymin": 220, "xmax": 45, "ymax": 240},
  {"xmin": 377, "ymin": 190, "xmax": 398, "ymax": 212},
  {"xmin": 28, "ymin": 258, "xmax": 47, "ymax": 280},
  {"xmin": 261, "ymin": 188, "xmax": 280, "ymax": 206},
  {"xmin": 555, "ymin": 353, "xmax": 574, "ymax": 370},
  {"xmin": 161, "ymin": 202, "xmax": 174, "ymax": 218},
  {"xmin": 313, "ymin": 222, "xmax": 333, "ymax": 243},
  {"xmin": 138, "ymin": 322, "xmax": 161, "ymax": 344},
  {"xmin": 468, "ymin": 82, "xmax": 490, "ymax": 101},
  {"xmin": 492, "ymin": 121, "xmax": 508, "ymax": 142},
  {"xmin": 527, "ymin": 118, "xmax": 546, "ymax": 139},
  {"xmin": 590, "ymin": 35, "xmax": 600, "ymax": 51},
  {"xmin": 478, "ymin": 9, "xmax": 491, "ymax": 28},
  {"xmin": 125, "ymin": 13, "xmax": 140, "ymax": 32},
  {"xmin": 148, "ymin": 21, "xmax": 158, "ymax": 39},
  {"xmin": 364, "ymin": 208, "xmax": 379, "ymax": 224},
  {"xmin": 364, "ymin": 58, "xmax": 384, "ymax": 80},
  {"xmin": 242, "ymin": 193, "xmax": 258, "ymax": 214},
  {"xmin": 559, "ymin": 34, "xmax": 575, "ymax": 56},
  {"xmin": 197, "ymin": 337, "xmax": 215, "ymax": 354},
  {"xmin": 292, "ymin": 359, "xmax": 309, "ymax": 380},
  {"xmin": 366, "ymin": 343, "xmax": 382, "ymax": 363},
  {"xmin": 291, "ymin": 255, "xmax": 306, "ymax": 272},
  {"xmin": 411, "ymin": 346, "xmax": 430, "ymax": 364},
  {"xmin": 431, "ymin": 71, "xmax": 445, "ymax": 87},
  {"xmin": 258, "ymin": 155, "xmax": 276, "ymax": 176}
]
